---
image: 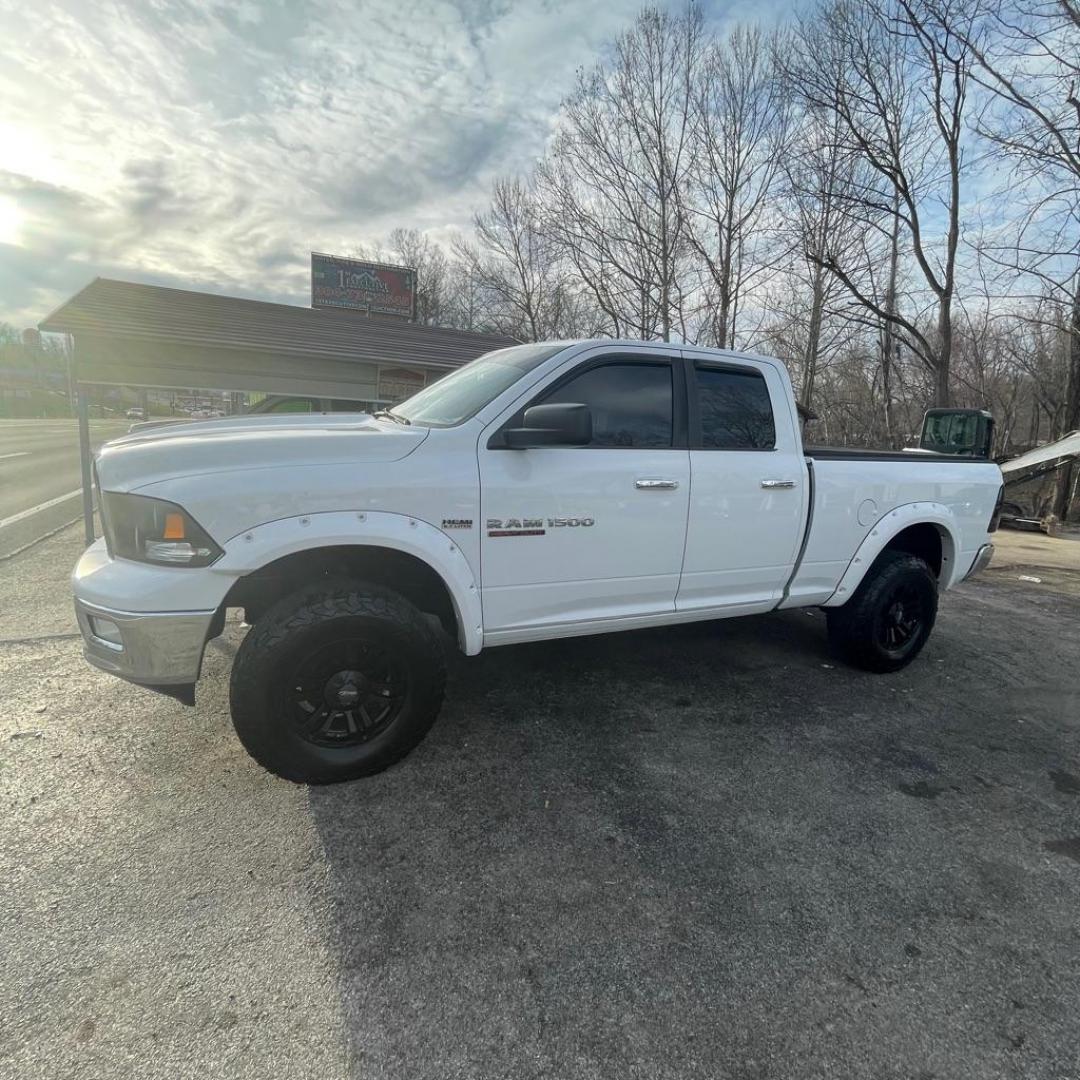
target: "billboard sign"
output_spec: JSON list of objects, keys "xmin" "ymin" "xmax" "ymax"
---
[{"xmin": 311, "ymin": 252, "xmax": 416, "ymax": 319}]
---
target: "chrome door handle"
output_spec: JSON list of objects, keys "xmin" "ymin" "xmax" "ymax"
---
[
  {"xmin": 636, "ymin": 478, "xmax": 680, "ymax": 490},
  {"xmin": 760, "ymin": 479, "xmax": 796, "ymax": 489}
]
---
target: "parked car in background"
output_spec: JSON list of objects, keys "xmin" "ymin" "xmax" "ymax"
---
[
  {"xmin": 125, "ymin": 407, "xmax": 146, "ymax": 420},
  {"xmin": 76, "ymin": 340, "xmax": 1004, "ymax": 784}
]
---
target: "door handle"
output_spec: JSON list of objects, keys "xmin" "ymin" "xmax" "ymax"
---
[
  {"xmin": 636, "ymin": 478, "xmax": 680, "ymax": 490},
  {"xmin": 760, "ymin": 479, "xmax": 797, "ymax": 489}
]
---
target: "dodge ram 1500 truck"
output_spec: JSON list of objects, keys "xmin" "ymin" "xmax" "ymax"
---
[{"xmin": 73, "ymin": 341, "xmax": 1003, "ymax": 783}]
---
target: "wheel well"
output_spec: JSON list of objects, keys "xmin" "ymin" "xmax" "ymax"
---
[
  {"xmin": 882, "ymin": 522, "xmax": 945, "ymax": 577},
  {"xmin": 223, "ymin": 545, "xmax": 459, "ymax": 639}
]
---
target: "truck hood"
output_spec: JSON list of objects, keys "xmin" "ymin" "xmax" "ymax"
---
[{"xmin": 95, "ymin": 413, "xmax": 429, "ymax": 492}]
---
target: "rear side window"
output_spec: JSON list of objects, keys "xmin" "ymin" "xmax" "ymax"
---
[
  {"xmin": 695, "ymin": 366, "xmax": 775, "ymax": 449},
  {"xmin": 541, "ymin": 362, "xmax": 673, "ymax": 448}
]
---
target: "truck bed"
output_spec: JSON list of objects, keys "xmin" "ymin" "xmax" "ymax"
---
[{"xmin": 779, "ymin": 449, "xmax": 1002, "ymax": 610}]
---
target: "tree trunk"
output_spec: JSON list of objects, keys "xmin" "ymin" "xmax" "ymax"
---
[
  {"xmin": 659, "ymin": 186, "xmax": 672, "ymax": 343},
  {"xmin": 715, "ymin": 283, "xmax": 731, "ymax": 350},
  {"xmin": 1051, "ymin": 276, "xmax": 1080, "ymax": 522},
  {"xmin": 882, "ymin": 192, "xmax": 900, "ymax": 444},
  {"xmin": 934, "ymin": 295, "xmax": 952, "ymax": 408},
  {"xmin": 801, "ymin": 262, "xmax": 825, "ymax": 410}
]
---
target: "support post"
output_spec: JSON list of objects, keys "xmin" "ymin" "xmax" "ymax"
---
[
  {"xmin": 77, "ymin": 384, "xmax": 94, "ymax": 545},
  {"xmin": 66, "ymin": 337, "xmax": 77, "ymax": 418}
]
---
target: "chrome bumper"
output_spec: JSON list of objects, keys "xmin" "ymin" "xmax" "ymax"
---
[
  {"xmin": 74, "ymin": 598, "xmax": 215, "ymax": 703},
  {"xmin": 964, "ymin": 542, "xmax": 995, "ymax": 581}
]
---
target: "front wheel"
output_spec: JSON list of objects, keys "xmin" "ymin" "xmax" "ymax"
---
[
  {"xmin": 229, "ymin": 580, "xmax": 446, "ymax": 783},
  {"xmin": 825, "ymin": 551, "xmax": 938, "ymax": 673}
]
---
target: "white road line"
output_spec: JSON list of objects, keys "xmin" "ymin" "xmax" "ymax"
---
[
  {"xmin": 0, "ymin": 489, "xmax": 83, "ymax": 530},
  {"xmin": 0, "ymin": 452, "xmax": 30, "ymax": 460}
]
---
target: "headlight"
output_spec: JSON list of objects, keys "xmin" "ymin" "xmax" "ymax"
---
[{"xmin": 101, "ymin": 492, "xmax": 223, "ymax": 567}]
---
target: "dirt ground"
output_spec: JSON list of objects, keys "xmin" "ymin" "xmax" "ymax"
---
[{"xmin": 991, "ymin": 527, "xmax": 1080, "ymax": 598}]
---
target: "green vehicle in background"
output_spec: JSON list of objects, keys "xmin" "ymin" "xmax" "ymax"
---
[{"xmin": 917, "ymin": 408, "xmax": 996, "ymax": 459}]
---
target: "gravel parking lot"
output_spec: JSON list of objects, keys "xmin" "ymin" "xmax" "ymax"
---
[{"xmin": 2, "ymin": 526, "xmax": 1079, "ymax": 1080}]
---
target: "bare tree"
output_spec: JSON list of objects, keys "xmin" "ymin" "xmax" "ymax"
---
[
  {"xmin": 353, "ymin": 228, "xmax": 453, "ymax": 326},
  {"xmin": 785, "ymin": 0, "xmax": 975, "ymax": 406},
  {"xmin": 330, "ymin": 0, "xmax": 1079, "ymax": 504},
  {"xmin": 683, "ymin": 25, "xmax": 791, "ymax": 349},
  {"xmin": 938, "ymin": 0, "xmax": 1080, "ymax": 514},
  {"xmin": 443, "ymin": 257, "xmax": 489, "ymax": 333},
  {"xmin": 537, "ymin": 6, "xmax": 701, "ymax": 340},
  {"xmin": 772, "ymin": 94, "xmax": 868, "ymax": 414},
  {"xmin": 453, "ymin": 177, "xmax": 581, "ymax": 341}
]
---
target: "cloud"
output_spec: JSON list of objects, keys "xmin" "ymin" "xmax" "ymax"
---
[{"xmin": 0, "ymin": 0, "xmax": 677, "ymax": 328}]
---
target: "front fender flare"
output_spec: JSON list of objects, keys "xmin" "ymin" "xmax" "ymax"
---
[
  {"xmin": 821, "ymin": 502, "xmax": 961, "ymax": 607},
  {"xmin": 212, "ymin": 511, "xmax": 483, "ymax": 654}
]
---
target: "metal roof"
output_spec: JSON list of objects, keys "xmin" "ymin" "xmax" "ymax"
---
[
  {"xmin": 1001, "ymin": 430, "xmax": 1080, "ymax": 475},
  {"xmin": 39, "ymin": 277, "xmax": 519, "ymax": 369}
]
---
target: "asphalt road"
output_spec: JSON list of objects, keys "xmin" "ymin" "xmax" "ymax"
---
[
  {"xmin": 0, "ymin": 419, "xmax": 129, "ymax": 558},
  {"xmin": 1, "ymin": 526, "xmax": 1079, "ymax": 1080}
]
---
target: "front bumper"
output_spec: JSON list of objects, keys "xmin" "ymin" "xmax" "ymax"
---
[
  {"xmin": 964, "ymin": 542, "xmax": 995, "ymax": 581},
  {"xmin": 74, "ymin": 598, "xmax": 215, "ymax": 704}
]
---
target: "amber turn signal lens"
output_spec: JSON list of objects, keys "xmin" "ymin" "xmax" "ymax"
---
[{"xmin": 163, "ymin": 512, "xmax": 186, "ymax": 540}]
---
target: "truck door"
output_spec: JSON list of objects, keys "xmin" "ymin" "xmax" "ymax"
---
[
  {"xmin": 478, "ymin": 348, "xmax": 690, "ymax": 638},
  {"xmin": 676, "ymin": 355, "xmax": 807, "ymax": 615}
]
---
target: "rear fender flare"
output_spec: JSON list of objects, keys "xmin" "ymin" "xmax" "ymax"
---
[
  {"xmin": 822, "ymin": 502, "xmax": 961, "ymax": 607},
  {"xmin": 213, "ymin": 511, "xmax": 483, "ymax": 654}
]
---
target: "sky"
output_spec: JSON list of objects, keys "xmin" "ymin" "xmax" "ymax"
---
[{"xmin": 0, "ymin": 0, "xmax": 772, "ymax": 330}]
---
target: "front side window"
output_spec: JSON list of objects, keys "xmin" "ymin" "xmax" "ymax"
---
[
  {"xmin": 696, "ymin": 366, "xmax": 775, "ymax": 449},
  {"xmin": 541, "ymin": 362, "xmax": 673, "ymax": 448}
]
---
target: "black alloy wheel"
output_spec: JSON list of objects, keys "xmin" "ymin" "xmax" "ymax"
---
[
  {"xmin": 874, "ymin": 581, "xmax": 925, "ymax": 658},
  {"xmin": 288, "ymin": 639, "xmax": 407, "ymax": 748}
]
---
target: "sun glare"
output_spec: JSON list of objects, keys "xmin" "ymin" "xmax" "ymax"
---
[{"xmin": 0, "ymin": 196, "xmax": 22, "ymax": 245}]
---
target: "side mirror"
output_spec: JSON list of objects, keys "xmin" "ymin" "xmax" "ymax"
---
[{"xmin": 504, "ymin": 403, "xmax": 592, "ymax": 449}]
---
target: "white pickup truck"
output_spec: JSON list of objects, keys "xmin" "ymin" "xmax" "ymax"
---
[{"xmin": 73, "ymin": 341, "xmax": 1003, "ymax": 783}]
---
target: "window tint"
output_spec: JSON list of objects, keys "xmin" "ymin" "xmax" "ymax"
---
[
  {"xmin": 696, "ymin": 366, "xmax": 775, "ymax": 449},
  {"xmin": 542, "ymin": 362, "xmax": 673, "ymax": 448},
  {"xmin": 921, "ymin": 412, "xmax": 984, "ymax": 455}
]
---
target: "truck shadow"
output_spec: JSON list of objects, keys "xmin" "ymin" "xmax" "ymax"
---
[{"xmin": 302, "ymin": 609, "xmax": 842, "ymax": 1075}]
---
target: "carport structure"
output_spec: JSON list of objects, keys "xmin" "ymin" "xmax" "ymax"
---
[{"xmin": 39, "ymin": 278, "xmax": 518, "ymax": 543}]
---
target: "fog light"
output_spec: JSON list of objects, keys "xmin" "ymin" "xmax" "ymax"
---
[{"xmin": 89, "ymin": 616, "xmax": 123, "ymax": 647}]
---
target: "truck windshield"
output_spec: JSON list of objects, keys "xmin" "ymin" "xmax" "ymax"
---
[{"xmin": 391, "ymin": 343, "xmax": 567, "ymax": 428}]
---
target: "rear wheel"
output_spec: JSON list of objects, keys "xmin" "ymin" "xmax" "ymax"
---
[
  {"xmin": 825, "ymin": 550, "xmax": 938, "ymax": 673},
  {"xmin": 229, "ymin": 580, "xmax": 446, "ymax": 783}
]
